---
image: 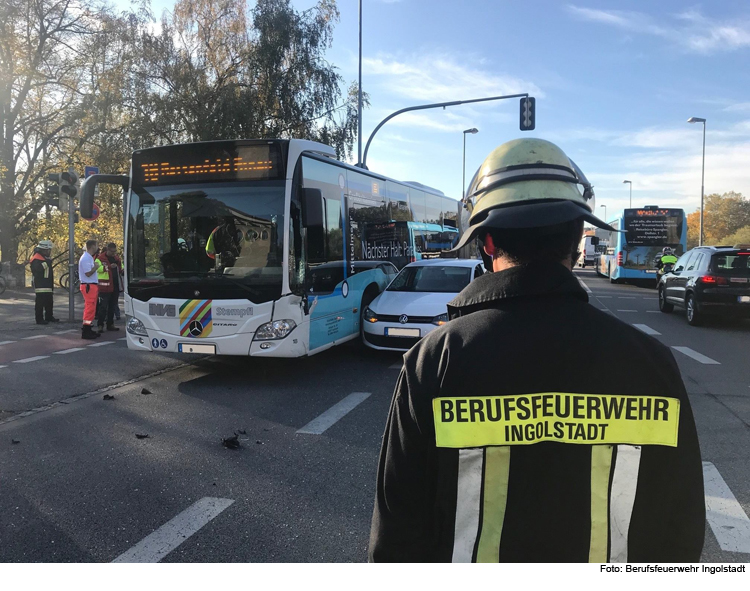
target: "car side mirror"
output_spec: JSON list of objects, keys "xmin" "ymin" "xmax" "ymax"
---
[
  {"xmin": 301, "ymin": 188, "xmax": 323, "ymax": 229},
  {"xmin": 673, "ymin": 266, "xmax": 683, "ymax": 274}
]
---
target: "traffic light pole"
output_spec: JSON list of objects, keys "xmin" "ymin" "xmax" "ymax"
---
[
  {"xmin": 359, "ymin": 93, "xmax": 530, "ymax": 170},
  {"xmin": 68, "ymin": 169, "xmax": 75, "ymax": 323}
]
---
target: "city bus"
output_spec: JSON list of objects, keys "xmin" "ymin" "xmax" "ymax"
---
[
  {"xmin": 362, "ymin": 220, "xmax": 459, "ymax": 269},
  {"xmin": 80, "ymin": 139, "xmax": 459, "ymax": 357},
  {"xmin": 595, "ymin": 207, "xmax": 686, "ymax": 284}
]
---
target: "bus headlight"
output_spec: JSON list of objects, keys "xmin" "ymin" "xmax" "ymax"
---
[
  {"xmin": 255, "ymin": 319, "xmax": 297, "ymax": 340},
  {"xmin": 126, "ymin": 315, "xmax": 148, "ymax": 336},
  {"xmin": 432, "ymin": 313, "xmax": 448, "ymax": 326}
]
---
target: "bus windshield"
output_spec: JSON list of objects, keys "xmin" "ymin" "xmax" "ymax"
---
[{"xmin": 128, "ymin": 180, "xmax": 285, "ymax": 302}]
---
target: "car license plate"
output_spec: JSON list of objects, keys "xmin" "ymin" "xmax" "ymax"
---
[
  {"xmin": 386, "ymin": 327, "xmax": 420, "ymax": 338},
  {"xmin": 178, "ymin": 343, "xmax": 216, "ymax": 354},
  {"xmin": 738, "ymin": 296, "xmax": 750, "ymax": 304},
  {"xmin": 730, "ymin": 277, "xmax": 749, "ymax": 283}
]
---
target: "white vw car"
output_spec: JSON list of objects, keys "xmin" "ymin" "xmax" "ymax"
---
[{"xmin": 362, "ymin": 259, "xmax": 485, "ymax": 351}]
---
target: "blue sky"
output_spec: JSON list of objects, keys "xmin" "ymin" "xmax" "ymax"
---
[{"xmin": 131, "ymin": 0, "xmax": 750, "ymax": 221}]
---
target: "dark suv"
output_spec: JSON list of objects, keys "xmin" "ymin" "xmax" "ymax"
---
[{"xmin": 657, "ymin": 245, "xmax": 750, "ymax": 325}]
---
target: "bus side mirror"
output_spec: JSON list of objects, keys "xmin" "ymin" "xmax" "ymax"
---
[
  {"xmin": 591, "ymin": 237, "xmax": 599, "ymax": 246},
  {"xmin": 301, "ymin": 188, "xmax": 323, "ymax": 229},
  {"xmin": 80, "ymin": 174, "xmax": 129, "ymax": 218}
]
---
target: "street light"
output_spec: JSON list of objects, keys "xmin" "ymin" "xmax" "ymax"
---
[
  {"xmin": 687, "ymin": 117, "xmax": 707, "ymax": 246},
  {"xmin": 622, "ymin": 180, "xmax": 632, "ymax": 208},
  {"xmin": 600, "ymin": 204, "xmax": 607, "ymax": 222},
  {"xmin": 463, "ymin": 128, "xmax": 479, "ymax": 200}
]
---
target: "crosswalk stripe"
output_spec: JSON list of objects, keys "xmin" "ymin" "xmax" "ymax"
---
[
  {"xmin": 22, "ymin": 335, "xmax": 48, "ymax": 340},
  {"xmin": 297, "ymin": 392, "xmax": 371, "ymax": 435},
  {"xmin": 672, "ymin": 346, "xmax": 720, "ymax": 365},
  {"xmin": 703, "ymin": 462, "xmax": 750, "ymax": 553},
  {"xmin": 54, "ymin": 348, "xmax": 86, "ymax": 355},
  {"xmin": 88, "ymin": 341, "xmax": 116, "ymax": 347},
  {"xmin": 0, "ymin": 341, "xmax": 16, "ymax": 346},
  {"xmin": 13, "ymin": 355, "xmax": 49, "ymax": 364}
]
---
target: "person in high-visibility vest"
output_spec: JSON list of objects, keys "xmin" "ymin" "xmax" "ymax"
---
[
  {"xmin": 206, "ymin": 217, "xmax": 242, "ymax": 270},
  {"xmin": 659, "ymin": 247, "xmax": 679, "ymax": 268},
  {"xmin": 29, "ymin": 240, "xmax": 59, "ymax": 325}
]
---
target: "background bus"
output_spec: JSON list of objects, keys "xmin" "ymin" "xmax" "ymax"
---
[
  {"xmin": 81, "ymin": 139, "xmax": 458, "ymax": 358},
  {"xmin": 596, "ymin": 207, "xmax": 686, "ymax": 284}
]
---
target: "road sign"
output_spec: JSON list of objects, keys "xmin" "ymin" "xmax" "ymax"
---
[
  {"xmin": 520, "ymin": 97, "xmax": 536, "ymax": 131},
  {"xmin": 85, "ymin": 166, "xmax": 100, "ymax": 197},
  {"xmin": 82, "ymin": 201, "xmax": 100, "ymax": 221}
]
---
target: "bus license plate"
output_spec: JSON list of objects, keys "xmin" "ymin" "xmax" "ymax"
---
[
  {"xmin": 738, "ymin": 296, "xmax": 750, "ymax": 304},
  {"xmin": 386, "ymin": 327, "xmax": 420, "ymax": 338},
  {"xmin": 178, "ymin": 343, "xmax": 216, "ymax": 354},
  {"xmin": 645, "ymin": 269, "xmax": 656, "ymax": 274}
]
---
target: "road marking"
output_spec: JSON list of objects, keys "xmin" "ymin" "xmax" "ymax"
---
[
  {"xmin": 22, "ymin": 335, "xmax": 48, "ymax": 340},
  {"xmin": 87, "ymin": 341, "xmax": 115, "ymax": 347},
  {"xmin": 703, "ymin": 462, "xmax": 750, "ymax": 553},
  {"xmin": 0, "ymin": 341, "xmax": 17, "ymax": 346},
  {"xmin": 618, "ymin": 296, "xmax": 636, "ymax": 299},
  {"xmin": 388, "ymin": 362, "xmax": 402, "ymax": 369},
  {"xmin": 616, "ymin": 310, "xmax": 638, "ymax": 313},
  {"xmin": 646, "ymin": 310, "xmax": 660, "ymax": 313},
  {"xmin": 633, "ymin": 324, "xmax": 661, "ymax": 336},
  {"xmin": 53, "ymin": 329, "xmax": 78, "ymax": 335},
  {"xmin": 54, "ymin": 347, "xmax": 86, "ymax": 355},
  {"xmin": 13, "ymin": 355, "xmax": 50, "ymax": 364},
  {"xmin": 595, "ymin": 295, "xmax": 612, "ymax": 299},
  {"xmin": 297, "ymin": 392, "xmax": 372, "ymax": 435},
  {"xmin": 672, "ymin": 346, "xmax": 720, "ymax": 365},
  {"xmin": 118, "ymin": 337, "xmax": 127, "ymax": 341},
  {"xmin": 577, "ymin": 278, "xmax": 592, "ymax": 293},
  {"xmin": 0, "ymin": 365, "xmax": 6, "ymax": 369},
  {"xmin": 112, "ymin": 497, "xmax": 235, "ymax": 563}
]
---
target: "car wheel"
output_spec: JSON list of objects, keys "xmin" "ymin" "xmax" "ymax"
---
[
  {"xmin": 686, "ymin": 294, "xmax": 702, "ymax": 326},
  {"xmin": 658, "ymin": 287, "xmax": 674, "ymax": 313}
]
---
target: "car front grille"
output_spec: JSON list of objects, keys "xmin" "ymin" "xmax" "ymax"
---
[{"xmin": 376, "ymin": 314, "xmax": 434, "ymax": 324}]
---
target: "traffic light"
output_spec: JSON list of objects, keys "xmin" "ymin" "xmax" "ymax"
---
[
  {"xmin": 59, "ymin": 169, "xmax": 78, "ymax": 212},
  {"xmin": 46, "ymin": 173, "xmax": 61, "ymax": 208},
  {"xmin": 520, "ymin": 97, "xmax": 536, "ymax": 131}
]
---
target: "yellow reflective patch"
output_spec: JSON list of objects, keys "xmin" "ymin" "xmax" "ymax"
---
[{"xmin": 433, "ymin": 393, "xmax": 680, "ymax": 448}]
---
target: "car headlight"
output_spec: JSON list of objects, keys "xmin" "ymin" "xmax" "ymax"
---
[
  {"xmin": 432, "ymin": 313, "xmax": 448, "ymax": 326},
  {"xmin": 126, "ymin": 315, "xmax": 147, "ymax": 336},
  {"xmin": 255, "ymin": 319, "xmax": 297, "ymax": 340},
  {"xmin": 364, "ymin": 307, "xmax": 379, "ymax": 323}
]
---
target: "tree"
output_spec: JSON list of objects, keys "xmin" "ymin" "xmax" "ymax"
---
[
  {"xmin": 685, "ymin": 192, "xmax": 750, "ymax": 248},
  {"xmin": 722, "ymin": 225, "xmax": 750, "ymax": 247}
]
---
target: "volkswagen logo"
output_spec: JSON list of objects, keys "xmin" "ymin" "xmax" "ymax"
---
[
  {"xmin": 189, "ymin": 320, "xmax": 204, "ymax": 337},
  {"xmin": 399, "ymin": 315, "xmax": 409, "ymax": 324}
]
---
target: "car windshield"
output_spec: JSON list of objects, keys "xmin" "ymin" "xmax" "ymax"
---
[
  {"xmin": 128, "ymin": 180, "xmax": 285, "ymax": 302},
  {"xmin": 387, "ymin": 265, "xmax": 471, "ymax": 293},
  {"xmin": 712, "ymin": 252, "xmax": 750, "ymax": 276}
]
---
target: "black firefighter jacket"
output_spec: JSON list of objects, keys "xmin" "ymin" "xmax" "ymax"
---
[{"xmin": 369, "ymin": 261, "xmax": 705, "ymax": 563}]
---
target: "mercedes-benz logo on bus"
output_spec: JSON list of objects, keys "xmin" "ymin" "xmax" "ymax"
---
[
  {"xmin": 399, "ymin": 315, "xmax": 409, "ymax": 324},
  {"xmin": 189, "ymin": 320, "xmax": 204, "ymax": 337}
]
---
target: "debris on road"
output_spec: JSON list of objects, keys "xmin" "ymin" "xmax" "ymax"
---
[
  {"xmin": 11, "ymin": 439, "xmax": 20, "ymax": 445},
  {"xmin": 256, "ymin": 440, "xmax": 264, "ymax": 445},
  {"xmin": 135, "ymin": 433, "xmax": 149, "ymax": 439},
  {"xmin": 236, "ymin": 429, "xmax": 247, "ymax": 435},
  {"xmin": 140, "ymin": 388, "xmax": 152, "ymax": 395},
  {"xmin": 222, "ymin": 434, "xmax": 240, "ymax": 449},
  {"xmin": 103, "ymin": 394, "xmax": 115, "ymax": 401}
]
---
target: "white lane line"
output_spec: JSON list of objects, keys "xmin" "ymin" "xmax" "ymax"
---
[
  {"xmin": 54, "ymin": 329, "xmax": 78, "ymax": 335},
  {"xmin": 633, "ymin": 324, "xmax": 661, "ymax": 336},
  {"xmin": 22, "ymin": 335, "xmax": 48, "ymax": 340},
  {"xmin": 672, "ymin": 346, "xmax": 721, "ymax": 365},
  {"xmin": 54, "ymin": 347, "xmax": 86, "ymax": 355},
  {"xmin": 595, "ymin": 295, "xmax": 612, "ymax": 299},
  {"xmin": 13, "ymin": 355, "xmax": 50, "ymax": 364},
  {"xmin": 388, "ymin": 362, "xmax": 402, "ymax": 369},
  {"xmin": 87, "ymin": 341, "xmax": 115, "ymax": 348},
  {"xmin": 646, "ymin": 310, "xmax": 660, "ymax": 313},
  {"xmin": 618, "ymin": 296, "xmax": 636, "ymax": 299},
  {"xmin": 0, "ymin": 365, "xmax": 7, "ymax": 369},
  {"xmin": 617, "ymin": 310, "xmax": 638, "ymax": 312},
  {"xmin": 118, "ymin": 337, "xmax": 127, "ymax": 341},
  {"xmin": 0, "ymin": 340, "xmax": 17, "ymax": 346},
  {"xmin": 577, "ymin": 278, "xmax": 592, "ymax": 293},
  {"xmin": 112, "ymin": 497, "xmax": 234, "ymax": 563},
  {"xmin": 703, "ymin": 462, "xmax": 750, "ymax": 553},
  {"xmin": 297, "ymin": 392, "xmax": 372, "ymax": 435}
]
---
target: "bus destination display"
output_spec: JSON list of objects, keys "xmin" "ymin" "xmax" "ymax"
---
[
  {"xmin": 624, "ymin": 208, "xmax": 684, "ymax": 246},
  {"xmin": 133, "ymin": 143, "xmax": 282, "ymax": 185}
]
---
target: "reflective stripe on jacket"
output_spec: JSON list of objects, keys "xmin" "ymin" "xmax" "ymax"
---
[
  {"xmin": 95, "ymin": 253, "xmax": 122, "ymax": 294},
  {"xmin": 369, "ymin": 262, "xmax": 705, "ymax": 563},
  {"xmin": 30, "ymin": 252, "xmax": 54, "ymax": 293}
]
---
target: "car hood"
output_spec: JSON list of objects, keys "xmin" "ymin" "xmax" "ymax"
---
[{"xmin": 370, "ymin": 290, "xmax": 458, "ymax": 317}]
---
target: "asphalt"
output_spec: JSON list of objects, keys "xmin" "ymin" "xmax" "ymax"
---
[{"xmin": 0, "ymin": 273, "xmax": 747, "ymax": 562}]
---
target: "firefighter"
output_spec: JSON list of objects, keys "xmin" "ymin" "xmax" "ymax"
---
[
  {"xmin": 369, "ymin": 138, "xmax": 705, "ymax": 563},
  {"xmin": 29, "ymin": 240, "xmax": 59, "ymax": 325}
]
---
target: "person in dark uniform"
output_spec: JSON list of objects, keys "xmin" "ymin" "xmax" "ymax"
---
[
  {"xmin": 205, "ymin": 216, "xmax": 242, "ymax": 270},
  {"xmin": 369, "ymin": 138, "xmax": 705, "ymax": 563},
  {"xmin": 29, "ymin": 240, "xmax": 59, "ymax": 325}
]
